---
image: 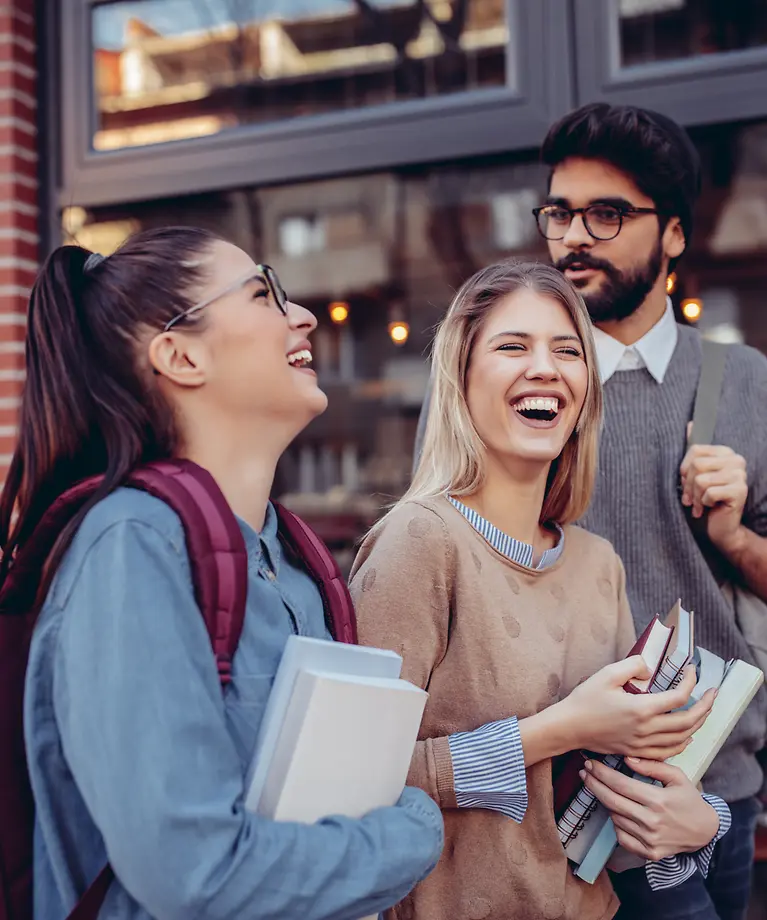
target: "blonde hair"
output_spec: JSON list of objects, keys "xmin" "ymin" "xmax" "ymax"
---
[{"xmin": 402, "ymin": 260, "xmax": 603, "ymax": 526}]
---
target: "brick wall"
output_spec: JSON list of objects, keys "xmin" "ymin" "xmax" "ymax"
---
[{"xmin": 0, "ymin": 0, "xmax": 37, "ymax": 481}]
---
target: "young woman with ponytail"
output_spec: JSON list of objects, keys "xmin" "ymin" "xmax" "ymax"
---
[{"xmin": 6, "ymin": 229, "xmax": 442, "ymax": 920}]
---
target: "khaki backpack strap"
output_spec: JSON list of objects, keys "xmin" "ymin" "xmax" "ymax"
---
[{"xmin": 688, "ymin": 338, "xmax": 730, "ymax": 447}]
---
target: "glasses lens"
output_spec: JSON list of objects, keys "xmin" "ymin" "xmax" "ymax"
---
[
  {"xmin": 264, "ymin": 266, "xmax": 288, "ymax": 313},
  {"xmin": 537, "ymin": 206, "xmax": 571, "ymax": 241},
  {"xmin": 583, "ymin": 205, "xmax": 622, "ymax": 241}
]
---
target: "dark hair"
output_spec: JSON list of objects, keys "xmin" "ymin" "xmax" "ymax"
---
[
  {"xmin": 541, "ymin": 103, "xmax": 701, "ymax": 264},
  {"xmin": 0, "ymin": 225, "xmax": 219, "ymax": 591}
]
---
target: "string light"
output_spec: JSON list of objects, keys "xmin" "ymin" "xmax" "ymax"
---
[
  {"xmin": 682, "ymin": 298, "xmax": 702, "ymax": 322},
  {"xmin": 328, "ymin": 301, "xmax": 350, "ymax": 324},
  {"xmin": 388, "ymin": 320, "xmax": 409, "ymax": 345},
  {"xmin": 666, "ymin": 272, "xmax": 677, "ymax": 294}
]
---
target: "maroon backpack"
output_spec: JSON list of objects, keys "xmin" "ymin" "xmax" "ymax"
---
[{"xmin": 0, "ymin": 458, "xmax": 357, "ymax": 920}]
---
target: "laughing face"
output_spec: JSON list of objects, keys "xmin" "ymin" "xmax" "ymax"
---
[{"xmin": 465, "ymin": 287, "xmax": 589, "ymax": 469}]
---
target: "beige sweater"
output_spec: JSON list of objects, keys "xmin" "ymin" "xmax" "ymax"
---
[{"xmin": 349, "ymin": 496, "xmax": 637, "ymax": 920}]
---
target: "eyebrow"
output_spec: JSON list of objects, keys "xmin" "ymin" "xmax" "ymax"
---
[
  {"xmin": 545, "ymin": 195, "xmax": 636, "ymax": 209},
  {"xmin": 488, "ymin": 330, "xmax": 582, "ymax": 345}
]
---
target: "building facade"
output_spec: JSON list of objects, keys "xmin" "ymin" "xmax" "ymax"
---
[{"xmin": 11, "ymin": 0, "xmax": 767, "ymax": 566}]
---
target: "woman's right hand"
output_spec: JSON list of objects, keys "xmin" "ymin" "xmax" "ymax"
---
[{"xmin": 560, "ymin": 657, "xmax": 715, "ymax": 759}]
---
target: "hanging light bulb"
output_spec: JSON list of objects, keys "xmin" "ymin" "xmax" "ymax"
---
[
  {"xmin": 682, "ymin": 298, "xmax": 702, "ymax": 322},
  {"xmin": 329, "ymin": 301, "xmax": 350, "ymax": 325},
  {"xmin": 388, "ymin": 320, "xmax": 410, "ymax": 345},
  {"xmin": 666, "ymin": 272, "xmax": 677, "ymax": 294}
]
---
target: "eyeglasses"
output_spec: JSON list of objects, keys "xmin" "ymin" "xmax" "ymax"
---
[
  {"xmin": 163, "ymin": 264, "xmax": 288, "ymax": 332},
  {"xmin": 532, "ymin": 204, "xmax": 662, "ymax": 242}
]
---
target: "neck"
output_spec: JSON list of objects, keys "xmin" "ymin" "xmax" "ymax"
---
[
  {"xmin": 594, "ymin": 276, "xmax": 668, "ymax": 346},
  {"xmin": 461, "ymin": 453, "xmax": 550, "ymax": 547},
  {"xmin": 178, "ymin": 414, "xmax": 292, "ymax": 532}
]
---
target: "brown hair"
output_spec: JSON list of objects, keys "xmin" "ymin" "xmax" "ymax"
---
[{"xmin": 0, "ymin": 226, "xmax": 218, "ymax": 588}]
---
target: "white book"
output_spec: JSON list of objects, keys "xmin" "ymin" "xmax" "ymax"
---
[
  {"xmin": 255, "ymin": 669, "xmax": 427, "ymax": 823},
  {"xmin": 245, "ymin": 636, "xmax": 403, "ymax": 810}
]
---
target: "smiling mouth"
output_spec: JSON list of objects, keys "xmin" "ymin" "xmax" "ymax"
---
[
  {"xmin": 512, "ymin": 396, "xmax": 560, "ymax": 424},
  {"xmin": 287, "ymin": 348, "xmax": 313, "ymax": 369}
]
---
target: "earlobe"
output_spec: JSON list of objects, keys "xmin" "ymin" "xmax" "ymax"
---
[
  {"xmin": 664, "ymin": 218, "xmax": 686, "ymax": 261},
  {"xmin": 147, "ymin": 333, "xmax": 206, "ymax": 388}
]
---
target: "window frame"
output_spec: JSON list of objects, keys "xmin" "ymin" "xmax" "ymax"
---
[
  {"xmin": 573, "ymin": 0, "xmax": 767, "ymax": 125},
  {"xmin": 56, "ymin": 0, "xmax": 574, "ymax": 209}
]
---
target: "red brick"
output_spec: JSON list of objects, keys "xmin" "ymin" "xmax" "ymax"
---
[
  {"xmin": 0, "ymin": 235, "xmax": 37, "ymax": 261},
  {"xmin": 0, "ymin": 209, "xmax": 37, "ymax": 236},
  {"xmin": 0, "ymin": 350, "xmax": 23, "ymax": 371},
  {"xmin": 0, "ymin": 66, "xmax": 34, "ymax": 96},
  {"xmin": 0, "ymin": 381, "xmax": 22, "ymax": 400},
  {"xmin": 0, "ymin": 180, "xmax": 36, "ymax": 208}
]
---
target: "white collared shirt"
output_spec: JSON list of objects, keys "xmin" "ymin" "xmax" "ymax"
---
[{"xmin": 592, "ymin": 296, "xmax": 678, "ymax": 384}]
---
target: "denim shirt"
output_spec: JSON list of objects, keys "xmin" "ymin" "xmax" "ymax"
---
[{"xmin": 24, "ymin": 489, "xmax": 443, "ymax": 920}]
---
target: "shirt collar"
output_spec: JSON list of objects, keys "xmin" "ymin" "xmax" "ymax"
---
[
  {"xmin": 593, "ymin": 296, "xmax": 678, "ymax": 385},
  {"xmin": 237, "ymin": 501, "xmax": 281, "ymax": 574},
  {"xmin": 447, "ymin": 496, "xmax": 563, "ymax": 570}
]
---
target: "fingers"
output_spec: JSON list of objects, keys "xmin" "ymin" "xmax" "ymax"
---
[
  {"xmin": 646, "ymin": 687, "xmax": 714, "ymax": 731},
  {"xmin": 612, "ymin": 821, "xmax": 663, "ymax": 862},
  {"xmin": 603, "ymin": 654, "xmax": 652, "ymax": 685},
  {"xmin": 582, "ymin": 760, "xmax": 661, "ymax": 809},
  {"xmin": 580, "ymin": 765, "xmax": 650, "ymax": 821},
  {"xmin": 645, "ymin": 665, "xmax": 703, "ymax": 730},
  {"xmin": 680, "ymin": 448, "xmax": 747, "ymax": 517},
  {"xmin": 623, "ymin": 757, "xmax": 687, "ymax": 787}
]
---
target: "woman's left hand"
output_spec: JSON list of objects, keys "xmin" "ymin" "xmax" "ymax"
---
[{"xmin": 580, "ymin": 756, "xmax": 721, "ymax": 861}]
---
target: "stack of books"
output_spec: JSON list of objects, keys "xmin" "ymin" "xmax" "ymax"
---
[{"xmin": 553, "ymin": 602, "xmax": 764, "ymax": 883}]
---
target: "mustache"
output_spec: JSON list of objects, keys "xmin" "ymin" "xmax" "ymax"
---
[{"xmin": 554, "ymin": 252, "xmax": 617, "ymax": 275}]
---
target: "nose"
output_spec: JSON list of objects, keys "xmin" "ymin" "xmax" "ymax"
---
[
  {"xmin": 287, "ymin": 299, "xmax": 318, "ymax": 334},
  {"xmin": 562, "ymin": 211, "xmax": 594, "ymax": 251},
  {"xmin": 525, "ymin": 342, "xmax": 560, "ymax": 382}
]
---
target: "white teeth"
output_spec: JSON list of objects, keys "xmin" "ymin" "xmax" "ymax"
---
[
  {"xmin": 513, "ymin": 396, "xmax": 559, "ymax": 413},
  {"xmin": 288, "ymin": 348, "xmax": 312, "ymax": 367}
]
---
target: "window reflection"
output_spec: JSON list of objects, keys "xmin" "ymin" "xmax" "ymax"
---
[
  {"xmin": 62, "ymin": 123, "xmax": 767, "ymax": 567},
  {"xmin": 617, "ymin": 0, "xmax": 767, "ymax": 68},
  {"xmin": 92, "ymin": 0, "xmax": 510, "ymax": 151}
]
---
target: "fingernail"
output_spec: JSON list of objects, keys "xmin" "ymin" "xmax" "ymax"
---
[
  {"xmin": 584, "ymin": 760, "xmax": 593, "ymax": 771},
  {"xmin": 579, "ymin": 770, "xmax": 587, "ymax": 781},
  {"xmin": 627, "ymin": 756, "xmax": 640, "ymax": 763}
]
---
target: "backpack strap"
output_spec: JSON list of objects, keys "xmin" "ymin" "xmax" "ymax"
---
[
  {"xmin": 274, "ymin": 504, "xmax": 357, "ymax": 645},
  {"xmin": 688, "ymin": 338, "xmax": 730, "ymax": 448},
  {"xmin": 127, "ymin": 460, "xmax": 247, "ymax": 684}
]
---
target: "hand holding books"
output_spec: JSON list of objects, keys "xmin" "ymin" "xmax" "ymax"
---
[
  {"xmin": 578, "ymin": 756, "xmax": 721, "ymax": 863},
  {"xmin": 554, "ymin": 657, "xmax": 714, "ymax": 760}
]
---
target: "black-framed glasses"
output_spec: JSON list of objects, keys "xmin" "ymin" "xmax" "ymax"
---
[
  {"xmin": 532, "ymin": 204, "xmax": 661, "ymax": 242},
  {"xmin": 163, "ymin": 263, "xmax": 288, "ymax": 332}
]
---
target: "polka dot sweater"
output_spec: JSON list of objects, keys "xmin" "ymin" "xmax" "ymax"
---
[{"xmin": 350, "ymin": 495, "xmax": 636, "ymax": 920}]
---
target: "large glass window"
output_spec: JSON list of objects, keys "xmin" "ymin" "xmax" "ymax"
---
[
  {"xmin": 63, "ymin": 155, "xmax": 546, "ymax": 568},
  {"xmin": 91, "ymin": 0, "xmax": 512, "ymax": 152},
  {"xmin": 616, "ymin": 0, "xmax": 767, "ymax": 69}
]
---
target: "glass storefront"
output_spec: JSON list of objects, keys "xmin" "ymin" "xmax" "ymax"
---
[
  {"xmin": 616, "ymin": 0, "xmax": 767, "ymax": 69},
  {"xmin": 63, "ymin": 118, "xmax": 767, "ymax": 566},
  {"xmin": 91, "ymin": 0, "xmax": 511, "ymax": 151}
]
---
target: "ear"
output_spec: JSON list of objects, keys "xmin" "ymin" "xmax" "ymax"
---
[
  {"xmin": 662, "ymin": 216, "xmax": 686, "ymax": 262},
  {"xmin": 147, "ymin": 331, "xmax": 207, "ymax": 388}
]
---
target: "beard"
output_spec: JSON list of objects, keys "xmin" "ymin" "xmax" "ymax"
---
[{"xmin": 554, "ymin": 238, "xmax": 664, "ymax": 323}]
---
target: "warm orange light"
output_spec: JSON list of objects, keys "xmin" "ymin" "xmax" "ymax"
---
[
  {"xmin": 329, "ymin": 301, "xmax": 349, "ymax": 324},
  {"xmin": 666, "ymin": 272, "xmax": 677, "ymax": 294},
  {"xmin": 682, "ymin": 298, "xmax": 702, "ymax": 322},
  {"xmin": 388, "ymin": 321, "xmax": 410, "ymax": 345}
]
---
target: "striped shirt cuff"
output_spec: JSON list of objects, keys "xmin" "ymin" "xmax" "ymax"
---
[
  {"xmin": 448, "ymin": 717, "xmax": 528, "ymax": 822},
  {"xmin": 645, "ymin": 794, "xmax": 731, "ymax": 891}
]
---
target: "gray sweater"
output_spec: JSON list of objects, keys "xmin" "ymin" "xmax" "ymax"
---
[{"xmin": 581, "ymin": 326, "xmax": 767, "ymax": 802}]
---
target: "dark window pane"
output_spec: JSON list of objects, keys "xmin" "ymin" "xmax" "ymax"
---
[
  {"xmin": 62, "ymin": 155, "xmax": 546, "ymax": 567},
  {"xmin": 92, "ymin": 0, "xmax": 510, "ymax": 151},
  {"xmin": 617, "ymin": 0, "xmax": 767, "ymax": 68}
]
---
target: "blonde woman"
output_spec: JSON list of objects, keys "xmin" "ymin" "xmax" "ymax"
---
[{"xmin": 349, "ymin": 261, "xmax": 729, "ymax": 920}]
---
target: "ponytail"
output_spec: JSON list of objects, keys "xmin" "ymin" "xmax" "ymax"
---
[{"xmin": 0, "ymin": 227, "xmax": 217, "ymax": 591}]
